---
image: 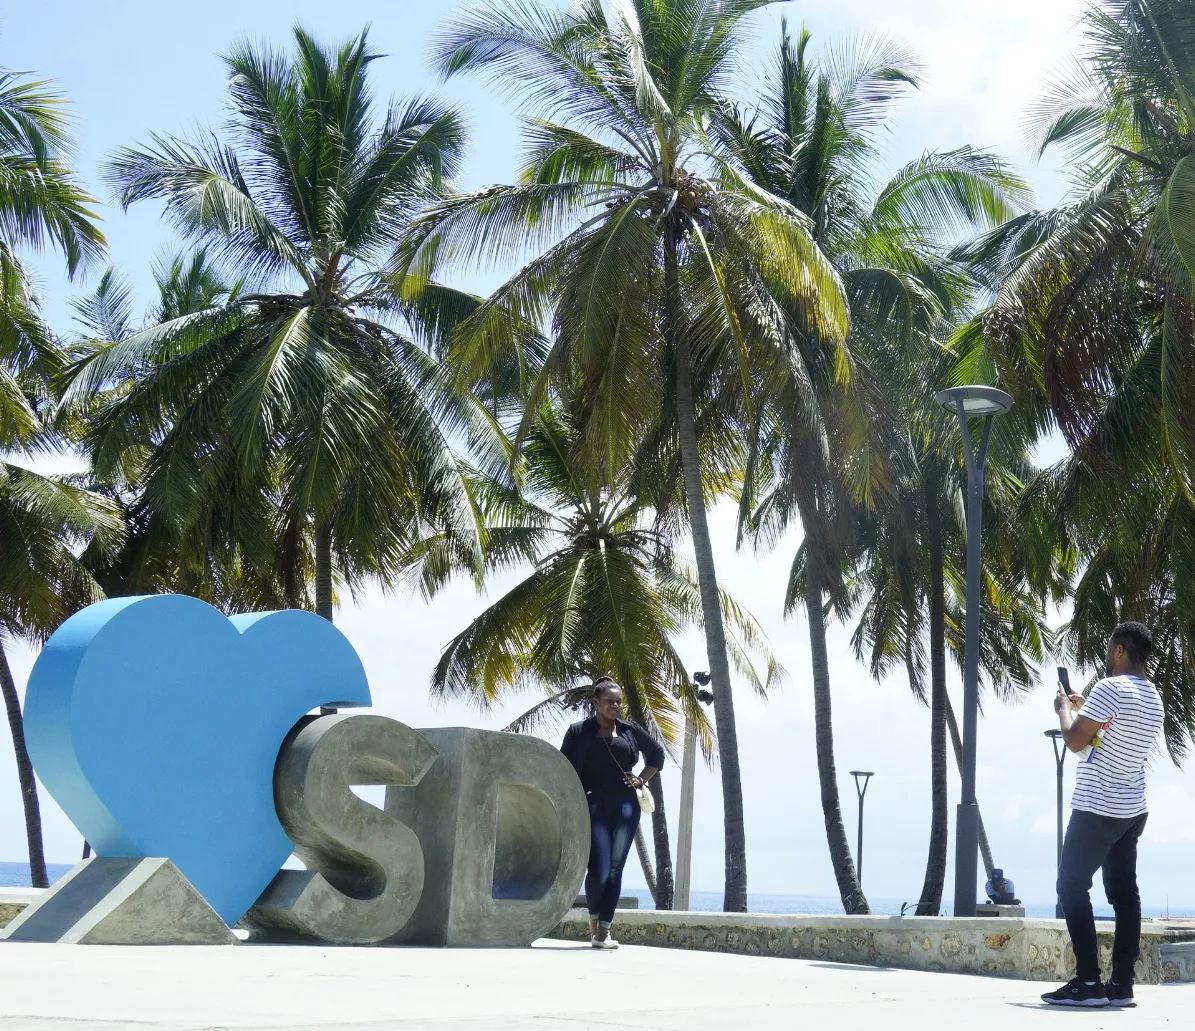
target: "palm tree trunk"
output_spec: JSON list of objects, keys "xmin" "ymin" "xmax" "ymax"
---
[
  {"xmin": 916, "ymin": 488, "xmax": 949, "ymax": 916},
  {"xmin": 645, "ymin": 775, "xmax": 674, "ymax": 910},
  {"xmin": 626, "ymin": 695, "xmax": 674, "ymax": 909},
  {"xmin": 804, "ymin": 566, "xmax": 869, "ymax": 914},
  {"xmin": 0, "ymin": 635, "xmax": 48, "ymax": 888},
  {"xmin": 666, "ymin": 225, "xmax": 748, "ymax": 913},
  {"xmin": 946, "ymin": 694, "xmax": 996, "ymax": 879},
  {"xmin": 314, "ymin": 523, "xmax": 337, "ymax": 715},
  {"xmin": 315, "ymin": 523, "xmax": 339, "ymax": 716},
  {"xmin": 634, "ymin": 825, "xmax": 657, "ymax": 903},
  {"xmin": 315, "ymin": 522, "xmax": 333, "ymax": 622}
]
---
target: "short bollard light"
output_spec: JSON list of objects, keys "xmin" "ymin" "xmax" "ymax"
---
[{"xmin": 849, "ymin": 770, "xmax": 874, "ymax": 887}]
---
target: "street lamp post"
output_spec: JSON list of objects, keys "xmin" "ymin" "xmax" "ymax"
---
[
  {"xmin": 935, "ymin": 385, "xmax": 1013, "ymax": 918},
  {"xmin": 674, "ymin": 672, "xmax": 714, "ymax": 912},
  {"xmin": 1045, "ymin": 729, "xmax": 1067, "ymax": 919},
  {"xmin": 849, "ymin": 771, "xmax": 874, "ymax": 887}
]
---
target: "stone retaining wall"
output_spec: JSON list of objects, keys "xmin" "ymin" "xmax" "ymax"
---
[
  {"xmin": 0, "ymin": 889, "xmax": 42, "ymax": 930},
  {"xmin": 552, "ymin": 909, "xmax": 1195, "ymax": 985},
  {"xmin": 5, "ymin": 886, "xmax": 1192, "ymax": 984},
  {"xmin": 1161, "ymin": 941, "xmax": 1195, "ymax": 983}
]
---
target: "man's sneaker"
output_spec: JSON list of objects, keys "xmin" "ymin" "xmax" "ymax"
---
[
  {"xmin": 591, "ymin": 936, "xmax": 619, "ymax": 950},
  {"xmin": 1106, "ymin": 982, "xmax": 1136, "ymax": 1008},
  {"xmin": 1041, "ymin": 979, "xmax": 1108, "ymax": 1007}
]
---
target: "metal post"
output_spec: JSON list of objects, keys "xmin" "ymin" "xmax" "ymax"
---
[
  {"xmin": 850, "ymin": 771, "xmax": 874, "ymax": 887},
  {"xmin": 953, "ymin": 411, "xmax": 995, "ymax": 919},
  {"xmin": 1046, "ymin": 730, "xmax": 1066, "ymax": 919},
  {"xmin": 935, "ymin": 386, "xmax": 1012, "ymax": 920},
  {"xmin": 674, "ymin": 717, "xmax": 697, "ymax": 911}
]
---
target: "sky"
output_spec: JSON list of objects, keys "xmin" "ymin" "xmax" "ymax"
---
[{"xmin": 9, "ymin": 0, "xmax": 1195, "ymax": 915}]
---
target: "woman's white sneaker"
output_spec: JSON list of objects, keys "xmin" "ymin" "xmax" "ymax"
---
[{"xmin": 591, "ymin": 936, "xmax": 619, "ymax": 950}]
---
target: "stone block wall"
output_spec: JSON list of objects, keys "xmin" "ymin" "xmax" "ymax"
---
[
  {"xmin": 552, "ymin": 910, "xmax": 1183, "ymax": 984},
  {"xmin": 1161, "ymin": 942, "xmax": 1195, "ymax": 983},
  {"xmin": 0, "ymin": 889, "xmax": 42, "ymax": 930}
]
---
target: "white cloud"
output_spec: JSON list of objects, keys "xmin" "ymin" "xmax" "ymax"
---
[{"xmin": 746, "ymin": 0, "xmax": 1089, "ymax": 204}]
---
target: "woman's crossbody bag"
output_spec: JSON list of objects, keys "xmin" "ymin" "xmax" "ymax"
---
[{"xmin": 601, "ymin": 728, "xmax": 656, "ymax": 814}]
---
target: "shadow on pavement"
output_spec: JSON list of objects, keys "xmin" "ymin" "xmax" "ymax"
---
[
  {"xmin": 1006, "ymin": 1002, "xmax": 1129, "ymax": 1014},
  {"xmin": 804, "ymin": 962, "xmax": 901, "ymax": 974}
]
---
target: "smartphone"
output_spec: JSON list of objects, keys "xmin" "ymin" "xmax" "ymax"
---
[{"xmin": 1057, "ymin": 666, "xmax": 1071, "ymax": 697}]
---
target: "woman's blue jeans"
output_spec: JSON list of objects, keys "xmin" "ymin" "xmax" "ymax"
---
[{"xmin": 585, "ymin": 792, "xmax": 641, "ymax": 926}]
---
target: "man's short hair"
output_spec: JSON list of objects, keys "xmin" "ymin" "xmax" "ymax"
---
[{"xmin": 1112, "ymin": 622, "xmax": 1154, "ymax": 665}]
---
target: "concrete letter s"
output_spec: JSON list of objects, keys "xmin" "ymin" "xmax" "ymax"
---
[{"xmin": 242, "ymin": 714, "xmax": 438, "ymax": 944}]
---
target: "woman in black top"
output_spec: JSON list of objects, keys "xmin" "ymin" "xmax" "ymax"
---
[{"xmin": 560, "ymin": 677, "xmax": 664, "ymax": 949}]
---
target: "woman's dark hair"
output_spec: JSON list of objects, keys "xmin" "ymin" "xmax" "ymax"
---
[
  {"xmin": 1112, "ymin": 622, "xmax": 1153, "ymax": 665},
  {"xmin": 593, "ymin": 677, "xmax": 621, "ymax": 699}
]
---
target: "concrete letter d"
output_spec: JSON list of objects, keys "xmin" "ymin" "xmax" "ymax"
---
[{"xmin": 385, "ymin": 728, "xmax": 589, "ymax": 947}]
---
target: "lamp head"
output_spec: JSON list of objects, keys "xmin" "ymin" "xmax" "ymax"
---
[{"xmin": 935, "ymin": 385, "xmax": 1013, "ymax": 418}]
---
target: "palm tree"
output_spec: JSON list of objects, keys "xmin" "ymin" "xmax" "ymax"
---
[
  {"xmin": 407, "ymin": 0, "xmax": 846, "ymax": 912},
  {"xmin": 0, "ymin": 57, "xmax": 109, "ymax": 888},
  {"xmin": 0, "ymin": 463, "xmax": 122, "ymax": 886},
  {"xmin": 429, "ymin": 401, "xmax": 782, "ymax": 909},
  {"xmin": 65, "ymin": 253, "xmax": 303, "ymax": 611},
  {"xmin": 963, "ymin": 0, "xmax": 1195, "ymax": 753},
  {"xmin": 724, "ymin": 23, "xmax": 1026, "ymax": 913},
  {"xmin": 66, "ymin": 28, "xmax": 503, "ymax": 632},
  {"xmin": 0, "ymin": 61, "xmax": 105, "ymax": 279}
]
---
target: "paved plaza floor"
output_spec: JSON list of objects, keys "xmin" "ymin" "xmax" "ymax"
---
[{"xmin": 1, "ymin": 939, "xmax": 1191, "ymax": 1029}]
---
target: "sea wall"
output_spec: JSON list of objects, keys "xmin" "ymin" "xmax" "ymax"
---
[
  {"xmin": 552, "ymin": 909, "xmax": 1195, "ymax": 985},
  {"xmin": 4, "ymin": 886, "xmax": 1192, "ymax": 984},
  {"xmin": 0, "ymin": 889, "xmax": 42, "ymax": 930}
]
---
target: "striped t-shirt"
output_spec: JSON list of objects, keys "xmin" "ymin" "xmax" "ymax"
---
[{"xmin": 1071, "ymin": 674, "xmax": 1164, "ymax": 819}]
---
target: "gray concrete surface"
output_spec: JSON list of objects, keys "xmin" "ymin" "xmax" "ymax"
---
[
  {"xmin": 0, "ymin": 938, "xmax": 1192, "ymax": 1030},
  {"xmin": 384, "ymin": 727, "xmax": 589, "ymax": 947},
  {"xmin": 1, "ymin": 858, "xmax": 235, "ymax": 945}
]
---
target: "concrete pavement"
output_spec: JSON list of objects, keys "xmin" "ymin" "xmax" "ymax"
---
[{"xmin": 1, "ymin": 938, "xmax": 1191, "ymax": 1029}]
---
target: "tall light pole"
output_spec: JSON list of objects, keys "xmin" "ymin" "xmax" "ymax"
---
[
  {"xmin": 1045, "ymin": 729, "xmax": 1067, "ymax": 919},
  {"xmin": 849, "ymin": 771, "xmax": 874, "ymax": 887},
  {"xmin": 674, "ymin": 672, "xmax": 714, "ymax": 912},
  {"xmin": 935, "ymin": 385, "xmax": 1013, "ymax": 918}
]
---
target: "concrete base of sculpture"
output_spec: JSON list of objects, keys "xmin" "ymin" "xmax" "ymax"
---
[
  {"xmin": 0, "ymin": 857, "xmax": 236, "ymax": 945},
  {"xmin": 238, "ymin": 870, "xmax": 325, "ymax": 943},
  {"xmin": 385, "ymin": 727, "xmax": 589, "ymax": 947}
]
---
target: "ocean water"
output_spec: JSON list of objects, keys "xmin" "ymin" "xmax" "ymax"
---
[
  {"xmin": 1, "ymin": 861, "xmax": 74, "ymax": 887},
  {"xmin": 617, "ymin": 887, "xmax": 1195, "ymax": 921},
  {"xmin": 4, "ymin": 863, "xmax": 1192, "ymax": 921}
]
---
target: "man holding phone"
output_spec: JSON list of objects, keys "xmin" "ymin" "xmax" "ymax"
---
[{"xmin": 1041, "ymin": 622, "xmax": 1164, "ymax": 1009}]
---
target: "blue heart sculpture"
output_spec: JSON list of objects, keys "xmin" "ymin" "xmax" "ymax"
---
[{"xmin": 23, "ymin": 595, "xmax": 371, "ymax": 926}]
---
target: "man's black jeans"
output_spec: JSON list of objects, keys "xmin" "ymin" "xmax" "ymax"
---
[{"xmin": 1057, "ymin": 808, "xmax": 1148, "ymax": 984}]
